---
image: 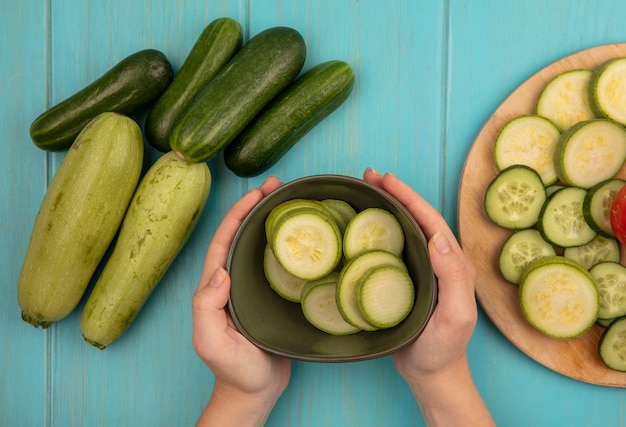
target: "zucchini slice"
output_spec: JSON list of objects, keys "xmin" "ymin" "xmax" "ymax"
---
[
  {"xmin": 583, "ymin": 178, "xmax": 625, "ymax": 237},
  {"xmin": 536, "ymin": 69, "xmax": 595, "ymax": 131},
  {"xmin": 271, "ymin": 208, "xmax": 342, "ymax": 281},
  {"xmin": 590, "ymin": 262, "xmax": 626, "ymax": 321},
  {"xmin": 563, "ymin": 235, "xmax": 620, "ymax": 270},
  {"xmin": 343, "ymin": 208, "xmax": 404, "ymax": 259},
  {"xmin": 553, "ymin": 119, "xmax": 626, "ymax": 189},
  {"xmin": 598, "ymin": 316, "xmax": 626, "ymax": 371},
  {"xmin": 519, "ymin": 256, "xmax": 599, "ymax": 339},
  {"xmin": 357, "ymin": 264, "xmax": 415, "ymax": 329},
  {"xmin": 498, "ymin": 229, "xmax": 556, "ymax": 285},
  {"xmin": 484, "ymin": 165, "xmax": 547, "ymax": 230},
  {"xmin": 300, "ymin": 275, "xmax": 360, "ymax": 336},
  {"xmin": 538, "ymin": 186, "xmax": 597, "ymax": 248},
  {"xmin": 264, "ymin": 245, "xmax": 308, "ymax": 302},
  {"xmin": 589, "ymin": 57, "xmax": 626, "ymax": 126},
  {"xmin": 265, "ymin": 199, "xmax": 334, "ymax": 243},
  {"xmin": 494, "ymin": 114, "xmax": 561, "ymax": 185},
  {"xmin": 336, "ymin": 250, "xmax": 407, "ymax": 331}
]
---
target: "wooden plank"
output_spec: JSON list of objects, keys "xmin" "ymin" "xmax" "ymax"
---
[{"xmin": 0, "ymin": 1, "xmax": 48, "ymax": 426}]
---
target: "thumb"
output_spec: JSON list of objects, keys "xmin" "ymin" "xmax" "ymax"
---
[
  {"xmin": 428, "ymin": 231, "xmax": 477, "ymax": 311},
  {"xmin": 193, "ymin": 266, "xmax": 231, "ymax": 312},
  {"xmin": 192, "ymin": 267, "xmax": 232, "ymax": 356}
]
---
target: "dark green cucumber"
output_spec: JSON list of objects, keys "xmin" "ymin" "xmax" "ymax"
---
[
  {"xmin": 30, "ymin": 49, "xmax": 173, "ymax": 151},
  {"xmin": 145, "ymin": 18, "xmax": 243, "ymax": 152},
  {"xmin": 224, "ymin": 60, "xmax": 355, "ymax": 177},
  {"xmin": 170, "ymin": 26, "xmax": 306, "ymax": 163},
  {"xmin": 18, "ymin": 113, "xmax": 144, "ymax": 328},
  {"xmin": 80, "ymin": 151, "xmax": 211, "ymax": 349}
]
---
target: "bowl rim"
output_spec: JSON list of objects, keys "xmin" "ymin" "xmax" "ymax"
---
[{"xmin": 226, "ymin": 174, "xmax": 438, "ymax": 362}]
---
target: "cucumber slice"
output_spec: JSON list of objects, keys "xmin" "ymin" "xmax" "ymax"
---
[
  {"xmin": 590, "ymin": 262, "xmax": 626, "ymax": 321},
  {"xmin": 271, "ymin": 208, "xmax": 342, "ymax": 281},
  {"xmin": 589, "ymin": 57, "xmax": 626, "ymax": 126},
  {"xmin": 343, "ymin": 207, "xmax": 404, "ymax": 259},
  {"xmin": 554, "ymin": 119, "xmax": 626, "ymax": 189},
  {"xmin": 598, "ymin": 316, "xmax": 626, "ymax": 371},
  {"xmin": 519, "ymin": 256, "xmax": 599, "ymax": 339},
  {"xmin": 498, "ymin": 229, "xmax": 556, "ymax": 285},
  {"xmin": 336, "ymin": 250, "xmax": 407, "ymax": 331},
  {"xmin": 563, "ymin": 235, "xmax": 620, "ymax": 270},
  {"xmin": 536, "ymin": 69, "xmax": 595, "ymax": 131},
  {"xmin": 538, "ymin": 186, "xmax": 597, "ymax": 247},
  {"xmin": 357, "ymin": 264, "xmax": 415, "ymax": 328},
  {"xmin": 494, "ymin": 114, "xmax": 561, "ymax": 185},
  {"xmin": 265, "ymin": 199, "xmax": 335, "ymax": 243},
  {"xmin": 583, "ymin": 178, "xmax": 625, "ymax": 237},
  {"xmin": 263, "ymin": 244, "xmax": 308, "ymax": 302},
  {"xmin": 484, "ymin": 165, "xmax": 547, "ymax": 230},
  {"xmin": 300, "ymin": 276, "xmax": 360, "ymax": 335}
]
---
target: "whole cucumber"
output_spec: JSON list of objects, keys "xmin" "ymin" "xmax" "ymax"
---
[
  {"xmin": 224, "ymin": 60, "xmax": 355, "ymax": 177},
  {"xmin": 145, "ymin": 17, "xmax": 243, "ymax": 152},
  {"xmin": 80, "ymin": 151, "xmax": 211, "ymax": 349},
  {"xmin": 30, "ymin": 49, "xmax": 173, "ymax": 151},
  {"xmin": 170, "ymin": 26, "xmax": 306, "ymax": 163},
  {"xmin": 18, "ymin": 112, "xmax": 144, "ymax": 328}
]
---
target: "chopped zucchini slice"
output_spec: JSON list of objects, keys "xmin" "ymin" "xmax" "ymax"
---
[
  {"xmin": 264, "ymin": 245, "xmax": 308, "ymax": 302},
  {"xmin": 301, "ymin": 275, "xmax": 360, "ymax": 336},
  {"xmin": 484, "ymin": 165, "xmax": 547, "ymax": 230},
  {"xmin": 536, "ymin": 69, "xmax": 595, "ymax": 131},
  {"xmin": 519, "ymin": 256, "xmax": 599, "ymax": 339},
  {"xmin": 343, "ymin": 207, "xmax": 404, "ymax": 259},
  {"xmin": 271, "ymin": 208, "xmax": 342, "ymax": 281},
  {"xmin": 336, "ymin": 250, "xmax": 407, "ymax": 331},
  {"xmin": 553, "ymin": 118, "xmax": 626, "ymax": 189},
  {"xmin": 498, "ymin": 229, "xmax": 556, "ymax": 285},
  {"xmin": 589, "ymin": 57, "xmax": 626, "ymax": 126},
  {"xmin": 265, "ymin": 199, "xmax": 335, "ymax": 243},
  {"xmin": 494, "ymin": 114, "xmax": 561, "ymax": 185},
  {"xmin": 357, "ymin": 264, "xmax": 415, "ymax": 329}
]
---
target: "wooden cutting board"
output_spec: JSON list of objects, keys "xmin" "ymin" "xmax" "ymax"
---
[{"xmin": 458, "ymin": 43, "xmax": 626, "ymax": 387}]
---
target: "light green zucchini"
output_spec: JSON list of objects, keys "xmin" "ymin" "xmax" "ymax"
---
[
  {"xmin": 18, "ymin": 112, "xmax": 144, "ymax": 328},
  {"xmin": 80, "ymin": 151, "xmax": 211, "ymax": 349}
]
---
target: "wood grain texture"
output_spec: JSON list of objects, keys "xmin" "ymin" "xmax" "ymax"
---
[{"xmin": 2, "ymin": 0, "xmax": 626, "ymax": 426}]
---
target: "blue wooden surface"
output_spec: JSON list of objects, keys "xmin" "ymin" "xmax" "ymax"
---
[{"xmin": 2, "ymin": 0, "xmax": 626, "ymax": 426}]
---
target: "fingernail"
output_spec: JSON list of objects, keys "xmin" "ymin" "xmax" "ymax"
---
[
  {"xmin": 432, "ymin": 231, "xmax": 452, "ymax": 255},
  {"xmin": 365, "ymin": 167, "xmax": 380, "ymax": 176},
  {"xmin": 209, "ymin": 267, "xmax": 228, "ymax": 287}
]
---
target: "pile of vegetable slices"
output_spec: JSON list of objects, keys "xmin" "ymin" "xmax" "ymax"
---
[
  {"xmin": 483, "ymin": 56, "xmax": 626, "ymax": 371},
  {"xmin": 263, "ymin": 198, "xmax": 415, "ymax": 335}
]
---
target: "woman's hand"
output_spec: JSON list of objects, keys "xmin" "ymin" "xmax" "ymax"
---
[
  {"xmin": 363, "ymin": 168, "xmax": 495, "ymax": 427},
  {"xmin": 192, "ymin": 175, "xmax": 291, "ymax": 427}
]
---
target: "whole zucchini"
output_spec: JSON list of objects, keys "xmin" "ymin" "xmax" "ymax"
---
[
  {"xmin": 170, "ymin": 26, "xmax": 306, "ymax": 163},
  {"xmin": 145, "ymin": 17, "xmax": 243, "ymax": 152},
  {"xmin": 80, "ymin": 151, "xmax": 211, "ymax": 349},
  {"xmin": 30, "ymin": 49, "xmax": 173, "ymax": 151},
  {"xmin": 224, "ymin": 60, "xmax": 355, "ymax": 177},
  {"xmin": 18, "ymin": 112, "xmax": 144, "ymax": 328}
]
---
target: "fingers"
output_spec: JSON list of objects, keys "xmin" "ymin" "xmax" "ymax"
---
[{"xmin": 198, "ymin": 175, "xmax": 282, "ymax": 290}]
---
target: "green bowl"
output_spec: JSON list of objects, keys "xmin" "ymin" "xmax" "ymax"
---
[{"xmin": 227, "ymin": 174, "xmax": 437, "ymax": 362}]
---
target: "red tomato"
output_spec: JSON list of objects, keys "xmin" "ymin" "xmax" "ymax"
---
[{"xmin": 611, "ymin": 185, "xmax": 626, "ymax": 246}]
